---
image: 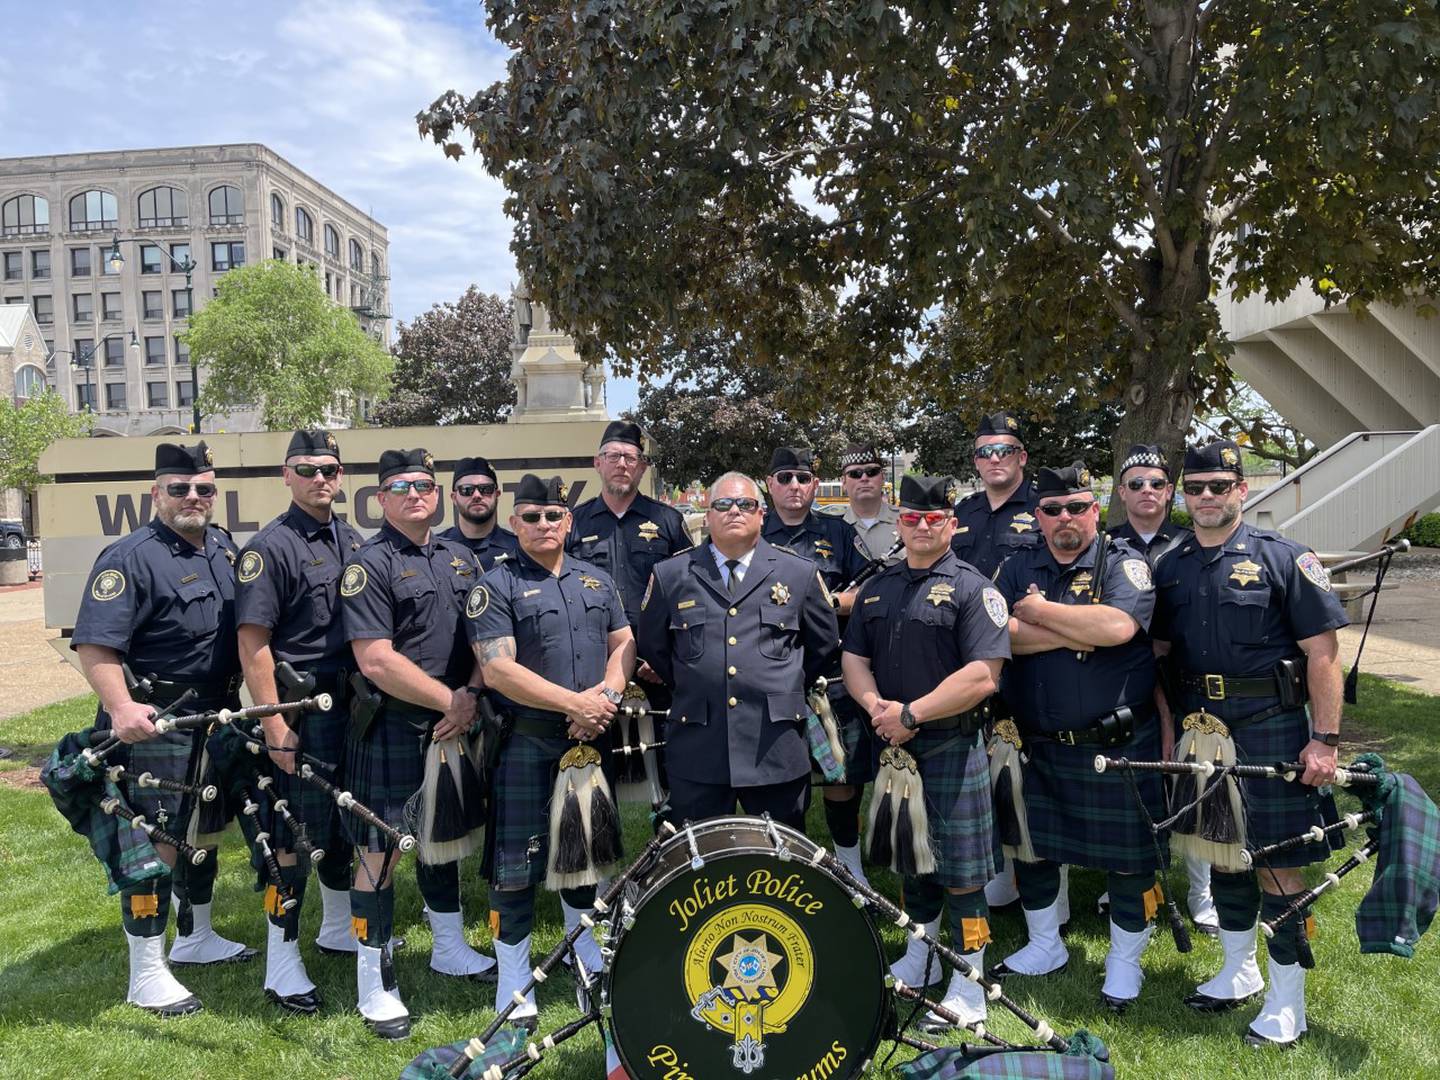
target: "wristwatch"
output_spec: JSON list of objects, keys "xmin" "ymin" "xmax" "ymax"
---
[
  {"xmin": 1313, "ymin": 730, "xmax": 1341, "ymax": 747},
  {"xmin": 602, "ymin": 687, "xmax": 624, "ymax": 705},
  {"xmin": 900, "ymin": 704, "xmax": 919, "ymax": 731}
]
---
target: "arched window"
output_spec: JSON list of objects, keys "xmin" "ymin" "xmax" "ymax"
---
[
  {"xmin": 323, "ymin": 224, "xmax": 340, "ymax": 258},
  {"xmin": 295, "ymin": 207, "xmax": 314, "ymax": 243},
  {"xmin": 349, "ymin": 238, "xmax": 364, "ymax": 271},
  {"xmin": 271, "ymin": 193, "xmax": 285, "ymax": 227},
  {"xmin": 14, "ymin": 363, "xmax": 45, "ymax": 400},
  {"xmin": 208, "ymin": 185, "xmax": 244, "ymax": 225},
  {"xmin": 137, "ymin": 186, "xmax": 188, "ymax": 228},
  {"xmin": 69, "ymin": 190, "xmax": 118, "ymax": 231},
  {"xmin": 1, "ymin": 194, "xmax": 49, "ymax": 236}
]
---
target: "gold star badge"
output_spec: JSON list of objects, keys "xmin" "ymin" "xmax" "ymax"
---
[
  {"xmin": 771, "ymin": 582, "xmax": 791, "ymax": 605},
  {"xmin": 581, "ymin": 575, "xmax": 604, "ymax": 590},
  {"xmin": 1068, "ymin": 571, "xmax": 1093, "ymax": 596},
  {"xmin": 716, "ymin": 933, "xmax": 782, "ymax": 997},
  {"xmin": 637, "ymin": 520, "xmax": 660, "ymax": 542},
  {"xmin": 1221, "ymin": 447, "xmax": 1240, "ymax": 466},
  {"xmin": 1229, "ymin": 559, "xmax": 1263, "ymax": 586},
  {"xmin": 926, "ymin": 582, "xmax": 955, "ymax": 606}
]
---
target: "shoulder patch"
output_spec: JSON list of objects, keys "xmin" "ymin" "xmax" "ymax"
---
[
  {"xmin": 340, "ymin": 564, "xmax": 368, "ymax": 597},
  {"xmin": 238, "ymin": 550, "xmax": 264, "ymax": 584},
  {"xmin": 982, "ymin": 587, "xmax": 1009, "ymax": 628},
  {"xmin": 465, "ymin": 584, "xmax": 490, "ymax": 619},
  {"xmin": 1296, "ymin": 551, "xmax": 1331, "ymax": 592},
  {"xmin": 1122, "ymin": 558, "xmax": 1153, "ymax": 591},
  {"xmin": 91, "ymin": 568, "xmax": 126, "ymax": 602}
]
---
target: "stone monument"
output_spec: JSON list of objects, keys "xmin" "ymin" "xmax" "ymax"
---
[{"xmin": 510, "ymin": 279, "xmax": 607, "ymax": 424}]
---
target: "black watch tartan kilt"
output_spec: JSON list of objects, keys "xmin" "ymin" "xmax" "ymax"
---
[
  {"xmin": 269, "ymin": 694, "xmax": 350, "ymax": 855},
  {"xmin": 1019, "ymin": 712, "xmax": 1169, "ymax": 874},
  {"xmin": 344, "ymin": 700, "xmax": 435, "ymax": 853},
  {"xmin": 908, "ymin": 728, "xmax": 997, "ymax": 890}
]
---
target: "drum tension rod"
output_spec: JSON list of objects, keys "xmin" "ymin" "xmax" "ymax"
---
[{"xmin": 685, "ymin": 823, "xmax": 705, "ymax": 870}]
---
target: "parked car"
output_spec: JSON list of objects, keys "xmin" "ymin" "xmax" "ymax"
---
[{"xmin": 0, "ymin": 521, "xmax": 26, "ymax": 549}]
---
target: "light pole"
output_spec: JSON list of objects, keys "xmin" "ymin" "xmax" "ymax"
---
[
  {"xmin": 105, "ymin": 234, "xmax": 200, "ymax": 433},
  {"xmin": 49, "ymin": 331, "xmax": 139, "ymax": 417}
]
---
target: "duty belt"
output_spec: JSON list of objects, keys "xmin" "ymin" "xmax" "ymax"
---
[
  {"xmin": 150, "ymin": 674, "xmax": 242, "ymax": 700},
  {"xmin": 508, "ymin": 706, "xmax": 569, "ymax": 739},
  {"xmin": 923, "ymin": 702, "xmax": 990, "ymax": 735},
  {"xmin": 1179, "ymin": 672, "xmax": 1284, "ymax": 701}
]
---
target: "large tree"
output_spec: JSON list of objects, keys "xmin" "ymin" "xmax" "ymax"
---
[
  {"xmin": 373, "ymin": 286, "xmax": 518, "ymax": 427},
  {"xmin": 419, "ymin": 0, "xmax": 1440, "ymax": 475},
  {"xmin": 0, "ymin": 390, "xmax": 93, "ymax": 492},
  {"xmin": 185, "ymin": 260, "xmax": 393, "ymax": 430}
]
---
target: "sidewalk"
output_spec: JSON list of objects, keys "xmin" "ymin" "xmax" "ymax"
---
[
  {"xmin": 0, "ymin": 585, "xmax": 89, "ymax": 722},
  {"xmin": 1337, "ymin": 580, "xmax": 1440, "ymax": 697}
]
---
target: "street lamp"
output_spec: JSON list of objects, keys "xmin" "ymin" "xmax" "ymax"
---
[
  {"xmin": 49, "ymin": 330, "xmax": 139, "ymax": 416},
  {"xmin": 105, "ymin": 233, "xmax": 200, "ymax": 433}
]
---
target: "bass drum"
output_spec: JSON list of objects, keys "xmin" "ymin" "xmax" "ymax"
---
[{"xmin": 604, "ymin": 817, "xmax": 889, "ymax": 1079}]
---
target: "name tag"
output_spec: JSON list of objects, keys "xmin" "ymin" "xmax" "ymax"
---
[
  {"xmin": 581, "ymin": 535, "xmax": 600, "ymax": 543},
  {"xmin": 677, "ymin": 599, "xmax": 696, "ymax": 610},
  {"xmin": 179, "ymin": 573, "xmax": 198, "ymax": 584},
  {"xmin": 523, "ymin": 588, "xmax": 543, "ymax": 598},
  {"xmin": 863, "ymin": 594, "xmax": 880, "ymax": 604},
  {"xmin": 400, "ymin": 569, "xmax": 417, "ymax": 578},
  {"xmin": 955, "ymin": 526, "xmax": 970, "ymax": 534},
  {"xmin": 308, "ymin": 558, "xmax": 326, "ymax": 566}
]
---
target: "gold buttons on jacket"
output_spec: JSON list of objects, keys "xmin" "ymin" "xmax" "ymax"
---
[
  {"xmin": 728, "ymin": 607, "xmax": 738, "ymax": 616},
  {"xmin": 727, "ymin": 665, "xmax": 737, "ymax": 676},
  {"xmin": 728, "ymin": 696, "xmax": 738, "ymax": 707},
  {"xmin": 728, "ymin": 635, "xmax": 738, "ymax": 645}
]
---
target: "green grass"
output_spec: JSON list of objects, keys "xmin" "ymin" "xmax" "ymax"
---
[{"xmin": 1, "ymin": 678, "xmax": 1437, "ymax": 1079}]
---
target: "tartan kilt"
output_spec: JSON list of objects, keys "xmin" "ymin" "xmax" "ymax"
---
[
  {"xmin": 344, "ymin": 699, "xmax": 433, "ymax": 853},
  {"xmin": 823, "ymin": 691, "xmax": 877, "ymax": 786},
  {"xmin": 914, "ymin": 729, "xmax": 997, "ymax": 889},
  {"xmin": 1019, "ymin": 712, "xmax": 1169, "ymax": 874},
  {"xmin": 1230, "ymin": 705, "xmax": 1341, "ymax": 868},
  {"xmin": 488, "ymin": 730, "xmax": 573, "ymax": 891},
  {"xmin": 272, "ymin": 695, "xmax": 350, "ymax": 856}
]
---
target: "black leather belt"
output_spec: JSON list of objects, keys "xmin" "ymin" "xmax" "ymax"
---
[
  {"xmin": 1028, "ymin": 705, "xmax": 1139, "ymax": 748},
  {"xmin": 1179, "ymin": 672, "xmax": 1282, "ymax": 700},
  {"xmin": 150, "ymin": 674, "xmax": 242, "ymax": 699},
  {"xmin": 923, "ymin": 703, "xmax": 989, "ymax": 734},
  {"xmin": 509, "ymin": 707, "xmax": 569, "ymax": 739}
]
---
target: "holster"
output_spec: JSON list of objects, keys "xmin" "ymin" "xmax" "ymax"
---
[
  {"xmin": 1273, "ymin": 655, "xmax": 1309, "ymax": 709},
  {"xmin": 1092, "ymin": 706, "xmax": 1136, "ymax": 748},
  {"xmin": 476, "ymin": 696, "xmax": 510, "ymax": 782},
  {"xmin": 347, "ymin": 672, "xmax": 382, "ymax": 742},
  {"xmin": 122, "ymin": 662, "xmax": 155, "ymax": 705}
]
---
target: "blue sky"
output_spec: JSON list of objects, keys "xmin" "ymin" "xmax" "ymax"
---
[{"xmin": 0, "ymin": 0, "xmax": 639, "ymax": 412}]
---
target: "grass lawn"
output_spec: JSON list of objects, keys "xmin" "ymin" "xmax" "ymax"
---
[{"xmin": 1, "ymin": 677, "xmax": 1437, "ymax": 1080}]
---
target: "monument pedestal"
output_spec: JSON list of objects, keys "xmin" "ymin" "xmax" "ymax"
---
[{"xmin": 510, "ymin": 285, "xmax": 607, "ymax": 424}]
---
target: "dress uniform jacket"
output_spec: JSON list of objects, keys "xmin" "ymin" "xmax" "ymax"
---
[
  {"xmin": 568, "ymin": 493, "xmax": 690, "ymax": 625},
  {"xmin": 637, "ymin": 540, "xmax": 839, "ymax": 788},
  {"xmin": 949, "ymin": 478, "xmax": 1042, "ymax": 580},
  {"xmin": 437, "ymin": 523, "xmax": 520, "ymax": 573}
]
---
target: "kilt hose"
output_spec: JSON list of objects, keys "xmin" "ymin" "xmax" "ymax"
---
[
  {"xmin": 1018, "ymin": 710, "xmax": 1169, "ymax": 875},
  {"xmin": 344, "ymin": 698, "xmax": 436, "ymax": 853}
]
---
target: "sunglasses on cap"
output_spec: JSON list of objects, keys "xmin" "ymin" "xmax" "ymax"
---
[
  {"xmin": 1182, "ymin": 479, "xmax": 1239, "ymax": 497},
  {"xmin": 773, "ymin": 471, "xmax": 814, "ymax": 486},
  {"xmin": 385, "ymin": 479, "xmax": 437, "ymax": 495},
  {"xmin": 455, "ymin": 482, "xmax": 498, "ymax": 498},
  {"xmin": 710, "ymin": 497, "xmax": 761, "ymax": 514},
  {"xmin": 291, "ymin": 462, "xmax": 340, "ymax": 479},
  {"xmin": 974, "ymin": 444, "xmax": 1020, "ymax": 460},
  {"xmin": 898, "ymin": 510, "xmax": 952, "ymax": 528},
  {"xmin": 1124, "ymin": 477, "xmax": 1168, "ymax": 491},
  {"xmin": 517, "ymin": 509, "xmax": 566, "ymax": 524},
  {"xmin": 845, "ymin": 465, "xmax": 883, "ymax": 480},
  {"xmin": 1037, "ymin": 499, "xmax": 1096, "ymax": 517},
  {"xmin": 164, "ymin": 482, "xmax": 216, "ymax": 498}
]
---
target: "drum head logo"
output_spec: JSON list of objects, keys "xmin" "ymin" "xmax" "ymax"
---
[{"xmin": 684, "ymin": 904, "xmax": 814, "ymax": 1074}]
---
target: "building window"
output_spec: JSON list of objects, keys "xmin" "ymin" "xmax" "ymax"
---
[
  {"xmin": 142, "ymin": 290, "xmax": 163, "ymax": 319},
  {"xmin": 175, "ymin": 336, "xmax": 189, "ymax": 367},
  {"xmin": 208, "ymin": 185, "xmax": 244, "ymax": 226},
  {"xmin": 32, "ymin": 294, "xmax": 53, "ymax": 324},
  {"xmin": 103, "ymin": 336, "xmax": 125, "ymax": 367},
  {"xmin": 3, "ymin": 295, "xmax": 21, "ymax": 305},
  {"xmin": 273, "ymin": 246, "xmax": 287, "ymax": 262},
  {"xmin": 350, "ymin": 282, "xmax": 360, "ymax": 306},
  {"xmin": 69, "ymin": 190, "xmax": 118, "ymax": 232},
  {"xmin": 70, "ymin": 247, "xmax": 91, "ymax": 276},
  {"xmin": 173, "ymin": 288, "xmax": 192, "ymax": 318},
  {"xmin": 2, "ymin": 194, "xmax": 49, "ymax": 236},
  {"xmin": 295, "ymin": 207, "xmax": 314, "ymax": 243},
  {"xmin": 77, "ymin": 383, "xmax": 96, "ymax": 411},
  {"xmin": 140, "ymin": 244, "xmax": 163, "ymax": 274},
  {"xmin": 73, "ymin": 293, "xmax": 94, "ymax": 322},
  {"xmin": 2, "ymin": 252, "xmax": 19, "ymax": 280},
  {"xmin": 144, "ymin": 336, "xmax": 167, "ymax": 365},
  {"xmin": 176, "ymin": 378, "xmax": 194, "ymax": 407},
  {"xmin": 170, "ymin": 242, "xmax": 191, "ymax": 269},
  {"xmin": 15, "ymin": 363, "xmax": 45, "ymax": 400},
  {"xmin": 137, "ymin": 186, "xmax": 189, "ymax": 228},
  {"xmin": 324, "ymin": 270, "xmax": 333, "ymax": 297},
  {"xmin": 101, "ymin": 292, "xmax": 122, "ymax": 321},
  {"xmin": 73, "ymin": 337, "xmax": 94, "ymax": 364},
  {"xmin": 105, "ymin": 382, "xmax": 127, "ymax": 410},
  {"xmin": 211, "ymin": 241, "xmax": 245, "ymax": 271},
  {"xmin": 323, "ymin": 224, "xmax": 340, "ymax": 258},
  {"xmin": 271, "ymin": 193, "xmax": 285, "ymax": 227},
  {"xmin": 31, "ymin": 250, "xmax": 50, "ymax": 279},
  {"xmin": 147, "ymin": 380, "xmax": 168, "ymax": 407}
]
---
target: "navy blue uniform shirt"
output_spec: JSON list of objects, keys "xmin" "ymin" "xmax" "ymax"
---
[
  {"xmin": 761, "ymin": 509, "xmax": 867, "ymax": 591},
  {"xmin": 437, "ymin": 523, "xmax": 521, "ymax": 573},
  {"xmin": 567, "ymin": 492, "xmax": 690, "ymax": 625},
  {"xmin": 1108, "ymin": 519, "xmax": 1192, "ymax": 562},
  {"xmin": 994, "ymin": 535, "xmax": 1157, "ymax": 731},
  {"xmin": 464, "ymin": 550, "xmax": 628, "ymax": 712},
  {"xmin": 235, "ymin": 503, "xmax": 364, "ymax": 674},
  {"xmin": 339, "ymin": 522, "xmax": 480, "ymax": 686},
  {"xmin": 72, "ymin": 518, "xmax": 239, "ymax": 683},
  {"xmin": 950, "ymin": 477, "xmax": 1042, "ymax": 580},
  {"xmin": 843, "ymin": 549, "xmax": 1011, "ymax": 702}
]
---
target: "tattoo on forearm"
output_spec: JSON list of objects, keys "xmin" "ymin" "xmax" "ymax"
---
[{"xmin": 477, "ymin": 636, "xmax": 516, "ymax": 667}]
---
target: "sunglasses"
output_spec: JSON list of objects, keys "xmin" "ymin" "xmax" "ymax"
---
[
  {"xmin": 1124, "ymin": 477, "xmax": 1169, "ymax": 491},
  {"xmin": 1037, "ymin": 500, "xmax": 1096, "ymax": 517},
  {"xmin": 710, "ymin": 497, "xmax": 761, "ymax": 514},
  {"xmin": 898, "ymin": 510, "xmax": 952, "ymax": 528},
  {"xmin": 385, "ymin": 479, "xmax": 437, "ymax": 495},
  {"xmin": 845, "ymin": 465, "xmax": 884, "ymax": 480},
  {"xmin": 518, "ymin": 509, "xmax": 566, "ymax": 524},
  {"xmin": 164, "ymin": 482, "xmax": 216, "ymax": 498},
  {"xmin": 1182, "ymin": 479, "xmax": 1239, "ymax": 497},
  {"xmin": 292, "ymin": 463, "xmax": 340, "ymax": 479},
  {"xmin": 773, "ymin": 471, "xmax": 814, "ymax": 486},
  {"xmin": 455, "ymin": 482, "xmax": 498, "ymax": 498},
  {"xmin": 974, "ymin": 444, "xmax": 1020, "ymax": 461}
]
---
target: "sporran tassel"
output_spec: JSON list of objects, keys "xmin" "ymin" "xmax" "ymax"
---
[
  {"xmin": 546, "ymin": 743, "xmax": 618, "ymax": 890},
  {"xmin": 806, "ymin": 687, "xmax": 847, "ymax": 774},
  {"xmin": 866, "ymin": 747, "xmax": 933, "ymax": 874},
  {"xmin": 988, "ymin": 721, "xmax": 1035, "ymax": 862},
  {"xmin": 457, "ymin": 741, "xmax": 486, "ymax": 831},
  {"xmin": 1168, "ymin": 751, "xmax": 1201, "ymax": 836},
  {"xmin": 432, "ymin": 747, "xmax": 467, "ymax": 843},
  {"xmin": 865, "ymin": 778, "xmax": 895, "ymax": 869},
  {"xmin": 1169, "ymin": 713, "xmax": 1248, "ymax": 871},
  {"xmin": 587, "ymin": 771, "xmax": 623, "ymax": 866},
  {"xmin": 415, "ymin": 737, "xmax": 484, "ymax": 865}
]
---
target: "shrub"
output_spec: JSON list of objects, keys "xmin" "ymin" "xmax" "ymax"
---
[{"xmin": 1398, "ymin": 512, "xmax": 1440, "ymax": 548}]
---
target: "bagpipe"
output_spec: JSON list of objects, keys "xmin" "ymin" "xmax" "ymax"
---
[{"xmin": 840, "ymin": 536, "xmax": 905, "ymax": 594}]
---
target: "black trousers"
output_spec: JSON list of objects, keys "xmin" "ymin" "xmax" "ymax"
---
[{"xmin": 667, "ymin": 773, "xmax": 810, "ymax": 832}]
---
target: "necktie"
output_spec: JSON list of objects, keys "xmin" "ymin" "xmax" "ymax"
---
[{"xmin": 726, "ymin": 558, "xmax": 743, "ymax": 595}]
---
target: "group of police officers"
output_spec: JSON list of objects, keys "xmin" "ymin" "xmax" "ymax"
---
[{"xmin": 73, "ymin": 413, "xmax": 1347, "ymax": 1051}]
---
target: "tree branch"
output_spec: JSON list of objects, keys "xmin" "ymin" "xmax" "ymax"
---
[
  {"xmin": 1026, "ymin": 197, "xmax": 1151, "ymax": 346},
  {"xmin": 1105, "ymin": 73, "xmax": 1179, "ymax": 267}
]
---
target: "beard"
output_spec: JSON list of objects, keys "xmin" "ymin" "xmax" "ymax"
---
[
  {"xmin": 1053, "ymin": 528, "xmax": 1084, "ymax": 552},
  {"xmin": 604, "ymin": 477, "xmax": 637, "ymax": 499},
  {"xmin": 163, "ymin": 505, "xmax": 212, "ymax": 535},
  {"xmin": 1195, "ymin": 503, "xmax": 1240, "ymax": 529},
  {"xmin": 460, "ymin": 503, "xmax": 497, "ymax": 526}
]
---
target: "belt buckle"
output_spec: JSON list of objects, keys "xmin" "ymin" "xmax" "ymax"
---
[
  {"xmin": 1057, "ymin": 730, "xmax": 1077, "ymax": 746},
  {"xmin": 1205, "ymin": 674, "xmax": 1226, "ymax": 701}
]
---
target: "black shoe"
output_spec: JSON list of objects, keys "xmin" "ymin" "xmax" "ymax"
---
[
  {"xmin": 1244, "ymin": 1027, "xmax": 1303, "ymax": 1049},
  {"xmin": 1192, "ymin": 921, "xmax": 1220, "ymax": 938},
  {"xmin": 433, "ymin": 965, "xmax": 498, "ymax": 984},
  {"xmin": 987, "ymin": 960, "xmax": 1067, "ymax": 981},
  {"xmin": 362, "ymin": 1011, "xmax": 411, "ymax": 1040},
  {"xmin": 1185, "ymin": 990, "xmax": 1259, "ymax": 1014},
  {"xmin": 266, "ymin": 988, "xmax": 321, "ymax": 1016},
  {"xmin": 137, "ymin": 994, "xmax": 203, "ymax": 1018},
  {"xmin": 316, "ymin": 934, "xmax": 406, "ymax": 958},
  {"xmin": 508, "ymin": 1014, "xmax": 539, "ymax": 1034},
  {"xmin": 1101, "ymin": 992, "xmax": 1134, "ymax": 1014},
  {"xmin": 170, "ymin": 945, "xmax": 258, "ymax": 968}
]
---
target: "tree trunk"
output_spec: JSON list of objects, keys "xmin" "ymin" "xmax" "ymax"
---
[{"xmin": 1107, "ymin": 344, "xmax": 1196, "ymax": 525}]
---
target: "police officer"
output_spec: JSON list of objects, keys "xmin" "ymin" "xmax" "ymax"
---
[
  {"xmin": 438, "ymin": 455, "xmax": 520, "ymax": 571},
  {"xmin": 762, "ymin": 447, "xmax": 871, "ymax": 877},
  {"xmin": 235, "ymin": 429, "xmax": 364, "ymax": 1014},
  {"xmin": 72, "ymin": 441, "xmax": 253, "ymax": 1016},
  {"xmin": 339, "ymin": 448, "xmax": 494, "ymax": 1039},
  {"xmin": 838, "ymin": 442, "xmax": 899, "ymax": 561},
  {"xmin": 466, "ymin": 473, "xmax": 634, "ymax": 1030},
  {"xmin": 1153, "ymin": 439, "xmax": 1348, "ymax": 1047},
  {"xmin": 989, "ymin": 462, "xmax": 1167, "ymax": 1013},
  {"xmin": 841, "ymin": 476, "xmax": 1010, "ymax": 1030},
  {"xmin": 638, "ymin": 471, "xmax": 840, "ymax": 829}
]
